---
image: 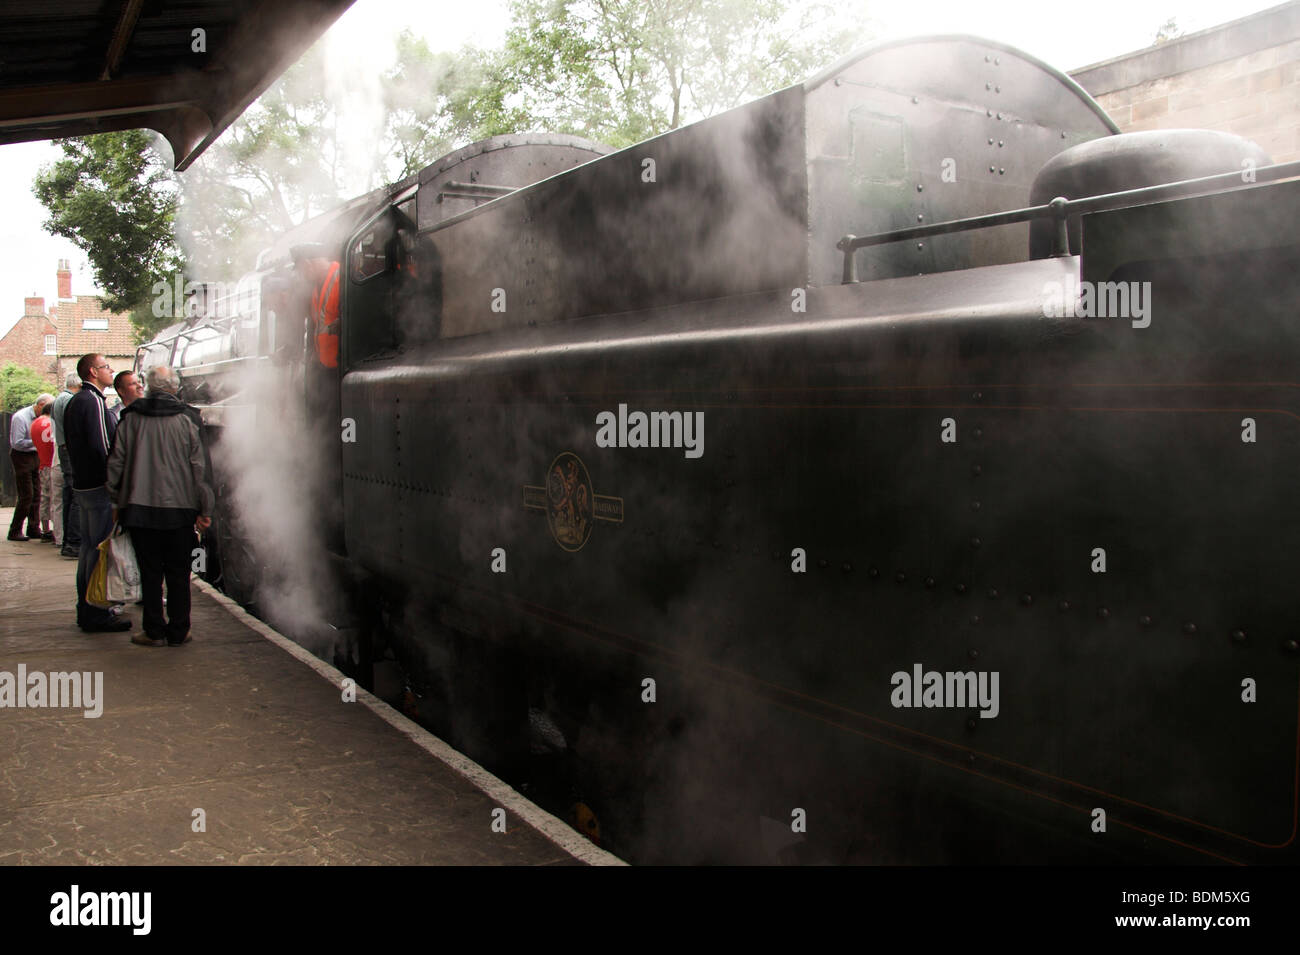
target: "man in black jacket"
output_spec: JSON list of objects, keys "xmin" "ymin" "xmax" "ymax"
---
[{"xmin": 65, "ymin": 353, "xmax": 132, "ymax": 633}]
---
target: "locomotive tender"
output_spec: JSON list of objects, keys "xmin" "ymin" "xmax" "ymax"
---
[{"xmin": 139, "ymin": 35, "xmax": 1300, "ymax": 864}]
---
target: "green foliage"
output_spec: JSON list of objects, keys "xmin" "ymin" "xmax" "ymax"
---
[
  {"xmin": 0, "ymin": 363, "xmax": 48, "ymax": 414},
  {"xmin": 32, "ymin": 130, "xmax": 183, "ymax": 315},
  {"xmin": 1154, "ymin": 18, "xmax": 1183, "ymax": 45},
  {"xmin": 382, "ymin": 32, "xmax": 528, "ymax": 179},
  {"xmin": 495, "ymin": 0, "xmax": 865, "ymax": 147}
]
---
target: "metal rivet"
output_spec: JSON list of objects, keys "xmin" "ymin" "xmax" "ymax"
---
[
  {"xmin": 896, "ymin": 572, "xmax": 907, "ymax": 583},
  {"xmin": 817, "ymin": 558, "xmax": 827, "ymax": 568},
  {"xmin": 916, "ymin": 184, "xmax": 923, "ymax": 192},
  {"xmin": 973, "ymin": 427, "xmax": 983, "ymax": 438},
  {"xmin": 999, "ymin": 168, "xmax": 1005, "ymax": 175},
  {"xmin": 996, "ymin": 112, "xmax": 1002, "ymax": 120},
  {"xmin": 1020, "ymin": 593, "xmax": 1033, "ymax": 606},
  {"xmin": 1139, "ymin": 615, "xmax": 1153, "ymax": 627},
  {"xmin": 987, "ymin": 588, "xmax": 999, "ymax": 599},
  {"xmin": 995, "ymin": 86, "xmax": 1000, "ymax": 93},
  {"xmin": 968, "ymin": 753, "xmax": 976, "ymax": 763},
  {"xmin": 912, "ymin": 96, "xmax": 919, "ymax": 104},
  {"xmin": 1284, "ymin": 639, "xmax": 1298, "ymax": 652},
  {"xmin": 987, "ymin": 109, "xmax": 993, "ymax": 117},
  {"xmin": 988, "ymin": 138, "xmax": 994, "ymax": 145},
  {"xmin": 968, "ymin": 647, "xmax": 980, "ymax": 658},
  {"xmin": 917, "ymin": 242, "xmax": 924, "ymax": 250},
  {"xmin": 1097, "ymin": 607, "xmax": 1110, "ymax": 620},
  {"xmin": 985, "ymin": 82, "xmax": 991, "ymax": 90},
  {"xmin": 972, "ymin": 391, "xmax": 982, "ymax": 400},
  {"xmin": 970, "ymin": 537, "xmax": 981, "ymax": 548},
  {"xmin": 994, "ymin": 57, "xmax": 1000, "ymax": 65},
  {"xmin": 868, "ymin": 566, "xmax": 879, "ymax": 578},
  {"xmin": 834, "ymin": 77, "xmax": 842, "ymax": 86},
  {"xmin": 1061, "ymin": 131, "xmax": 1067, "ymax": 138},
  {"xmin": 998, "ymin": 140, "xmax": 1004, "ymax": 147},
  {"xmin": 1231, "ymin": 629, "xmax": 1247, "ymax": 644},
  {"xmin": 966, "ymin": 718, "xmax": 977, "ymax": 730},
  {"xmin": 971, "ymin": 464, "xmax": 982, "ymax": 476},
  {"xmin": 1183, "ymin": 622, "xmax": 1197, "ymax": 635},
  {"xmin": 925, "ymin": 576, "xmax": 936, "ymax": 588},
  {"xmin": 989, "ymin": 165, "xmax": 996, "ymax": 173},
  {"xmin": 984, "ymin": 55, "xmax": 990, "ymax": 62},
  {"xmin": 842, "ymin": 562, "xmax": 852, "ymax": 573},
  {"xmin": 955, "ymin": 583, "xmax": 968, "ymax": 595},
  {"xmin": 970, "ymin": 615, "xmax": 981, "ymax": 626},
  {"xmin": 917, "ymin": 213, "xmax": 924, "ymax": 222},
  {"xmin": 1059, "ymin": 600, "xmax": 1071, "ymax": 612},
  {"xmin": 970, "ymin": 501, "xmax": 981, "ymax": 511},
  {"xmin": 713, "ymin": 540, "xmax": 721, "ymax": 548}
]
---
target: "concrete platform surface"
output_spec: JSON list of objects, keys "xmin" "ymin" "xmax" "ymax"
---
[{"xmin": 0, "ymin": 507, "xmax": 620, "ymax": 865}]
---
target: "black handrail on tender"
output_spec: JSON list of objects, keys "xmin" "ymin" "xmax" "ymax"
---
[{"xmin": 836, "ymin": 159, "xmax": 1300, "ymax": 284}]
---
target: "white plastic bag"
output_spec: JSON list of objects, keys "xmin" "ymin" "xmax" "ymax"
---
[{"xmin": 103, "ymin": 524, "xmax": 141, "ymax": 604}]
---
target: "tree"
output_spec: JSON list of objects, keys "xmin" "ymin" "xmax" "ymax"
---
[
  {"xmin": 1154, "ymin": 18, "xmax": 1183, "ymax": 45},
  {"xmin": 1, "ymin": 363, "xmax": 49, "ymax": 414},
  {"xmin": 381, "ymin": 32, "xmax": 528, "ymax": 180},
  {"xmin": 33, "ymin": 130, "xmax": 183, "ymax": 320},
  {"xmin": 495, "ymin": 0, "xmax": 865, "ymax": 147}
]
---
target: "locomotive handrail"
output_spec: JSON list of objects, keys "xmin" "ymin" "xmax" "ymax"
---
[{"xmin": 837, "ymin": 159, "xmax": 1300, "ymax": 283}]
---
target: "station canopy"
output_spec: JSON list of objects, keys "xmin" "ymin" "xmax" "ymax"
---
[{"xmin": 0, "ymin": 0, "xmax": 355, "ymax": 169}]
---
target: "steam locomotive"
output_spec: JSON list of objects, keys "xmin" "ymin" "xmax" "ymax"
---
[{"xmin": 138, "ymin": 35, "xmax": 1300, "ymax": 864}]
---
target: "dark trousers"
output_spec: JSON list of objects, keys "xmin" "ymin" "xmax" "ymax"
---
[
  {"xmin": 129, "ymin": 525, "xmax": 195, "ymax": 644},
  {"xmin": 61, "ymin": 457, "xmax": 81, "ymax": 551},
  {"xmin": 74, "ymin": 486, "xmax": 114, "ymax": 628},
  {"xmin": 8, "ymin": 450, "xmax": 40, "ymax": 537}
]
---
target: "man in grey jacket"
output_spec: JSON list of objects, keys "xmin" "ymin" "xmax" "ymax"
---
[{"xmin": 107, "ymin": 366, "xmax": 215, "ymax": 647}]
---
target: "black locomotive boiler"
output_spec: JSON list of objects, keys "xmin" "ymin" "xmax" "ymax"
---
[{"xmin": 140, "ymin": 35, "xmax": 1300, "ymax": 864}]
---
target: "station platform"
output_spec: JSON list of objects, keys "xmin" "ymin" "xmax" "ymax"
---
[{"xmin": 0, "ymin": 507, "xmax": 621, "ymax": 866}]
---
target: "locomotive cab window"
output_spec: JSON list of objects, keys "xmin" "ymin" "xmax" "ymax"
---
[
  {"xmin": 350, "ymin": 218, "xmax": 395, "ymax": 283},
  {"xmin": 345, "ymin": 198, "xmax": 424, "ymax": 365}
]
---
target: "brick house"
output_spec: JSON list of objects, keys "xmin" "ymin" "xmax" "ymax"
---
[
  {"xmin": 0, "ymin": 295, "xmax": 60, "ymax": 385},
  {"xmin": 1071, "ymin": 1, "xmax": 1300, "ymax": 164},
  {"xmin": 48, "ymin": 260, "xmax": 137, "ymax": 384},
  {"xmin": 0, "ymin": 260, "xmax": 136, "ymax": 390}
]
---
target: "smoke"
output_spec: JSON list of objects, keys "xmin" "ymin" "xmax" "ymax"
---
[{"xmin": 207, "ymin": 360, "xmax": 336, "ymax": 658}]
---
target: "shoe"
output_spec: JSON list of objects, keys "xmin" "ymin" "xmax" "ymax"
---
[
  {"xmin": 131, "ymin": 633, "xmax": 166, "ymax": 647},
  {"xmin": 40, "ymin": 532, "xmax": 54, "ymax": 541},
  {"xmin": 8, "ymin": 534, "xmax": 29, "ymax": 542},
  {"xmin": 81, "ymin": 618, "xmax": 132, "ymax": 633},
  {"xmin": 167, "ymin": 632, "xmax": 192, "ymax": 646}
]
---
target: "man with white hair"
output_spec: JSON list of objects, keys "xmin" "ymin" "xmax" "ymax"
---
[
  {"xmin": 108, "ymin": 365, "xmax": 214, "ymax": 647},
  {"xmin": 7, "ymin": 393, "xmax": 53, "ymax": 541}
]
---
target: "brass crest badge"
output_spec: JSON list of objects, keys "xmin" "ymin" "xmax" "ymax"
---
[{"xmin": 524, "ymin": 451, "xmax": 623, "ymax": 551}]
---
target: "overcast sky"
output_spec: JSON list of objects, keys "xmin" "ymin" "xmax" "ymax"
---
[{"xmin": 0, "ymin": 0, "xmax": 1285, "ymax": 339}]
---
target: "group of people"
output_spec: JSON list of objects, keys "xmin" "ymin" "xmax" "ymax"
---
[{"xmin": 7, "ymin": 354, "xmax": 215, "ymax": 647}]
